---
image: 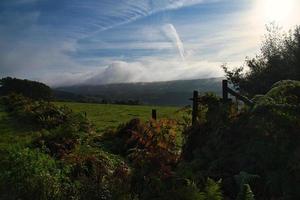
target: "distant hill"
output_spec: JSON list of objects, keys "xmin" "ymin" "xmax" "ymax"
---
[{"xmin": 54, "ymin": 77, "xmax": 224, "ymax": 106}]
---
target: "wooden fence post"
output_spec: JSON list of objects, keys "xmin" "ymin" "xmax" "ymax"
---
[
  {"xmin": 152, "ymin": 109, "xmax": 157, "ymax": 120},
  {"xmin": 192, "ymin": 90, "xmax": 198, "ymax": 125},
  {"xmin": 222, "ymin": 80, "xmax": 228, "ymax": 102}
]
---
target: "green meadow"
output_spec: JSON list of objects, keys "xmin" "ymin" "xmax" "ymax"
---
[
  {"xmin": 54, "ymin": 102, "xmax": 182, "ymax": 132},
  {"xmin": 0, "ymin": 105, "xmax": 32, "ymax": 148},
  {"xmin": 0, "ymin": 102, "xmax": 183, "ymax": 149}
]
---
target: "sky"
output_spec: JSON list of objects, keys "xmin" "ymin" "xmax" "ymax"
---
[{"xmin": 0, "ymin": 0, "xmax": 300, "ymax": 86}]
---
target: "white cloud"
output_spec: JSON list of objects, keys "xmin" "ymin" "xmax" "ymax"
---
[
  {"xmin": 162, "ymin": 24, "xmax": 186, "ymax": 61},
  {"xmin": 3, "ymin": 0, "xmax": 299, "ymax": 87},
  {"xmin": 46, "ymin": 56, "xmax": 224, "ymax": 86}
]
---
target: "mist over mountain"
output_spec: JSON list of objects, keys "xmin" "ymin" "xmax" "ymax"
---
[{"xmin": 54, "ymin": 77, "xmax": 223, "ymax": 106}]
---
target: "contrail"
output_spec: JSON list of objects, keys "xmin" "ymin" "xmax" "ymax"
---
[
  {"xmin": 74, "ymin": 0, "xmax": 206, "ymax": 39},
  {"xmin": 163, "ymin": 23, "xmax": 185, "ymax": 61}
]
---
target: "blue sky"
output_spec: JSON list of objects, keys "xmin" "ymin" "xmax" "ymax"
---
[{"xmin": 1, "ymin": 0, "xmax": 299, "ymax": 86}]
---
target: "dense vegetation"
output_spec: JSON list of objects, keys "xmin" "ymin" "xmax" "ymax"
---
[
  {"xmin": 1, "ymin": 79, "xmax": 299, "ymax": 199},
  {"xmin": 0, "ymin": 94, "xmax": 222, "ymax": 200},
  {"xmin": 0, "ymin": 77, "xmax": 52, "ymax": 100},
  {"xmin": 182, "ymin": 80, "xmax": 300, "ymax": 199}
]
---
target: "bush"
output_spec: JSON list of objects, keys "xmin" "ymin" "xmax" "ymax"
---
[
  {"xmin": 32, "ymin": 128, "xmax": 80, "ymax": 158},
  {"xmin": 1, "ymin": 93, "xmax": 93, "ymax": 131},
  {"xmin": 112, "ymin": 118, "xmax": 181, "ymax": 176},
  {"xmin": 0, "ymin": 147, "xmax": 72, "ymax": 200},
  {"xmin": 62, "ymin": 146, "xmax": 133, "ymax": 200},
  {"xmin": 181, "ymin": 81, "xmax": 300, "ymax": 199},
  {"xmin": 0, "ymin": 146, "xmax": 132, "ymax": 200}
]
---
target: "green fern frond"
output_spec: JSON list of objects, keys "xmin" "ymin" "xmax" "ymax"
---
[
  {"xmin": 200, "ymin": 178, "xmax": 223, "ymax": 200},
  {"xmin": 236, "ymin": 184, "xmax": 255, "ymax": 200}
]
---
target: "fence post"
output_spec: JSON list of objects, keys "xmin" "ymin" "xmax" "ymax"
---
[
  {"xmin": 222, "ymin": 80, "xmax": 228, "ymax": 102},
  {"xmin": 192, "ymin": 90, "xmax": 198, "ymax": 125},
  {"xmin": 152, "ymin": 109, "xmax": 157, "ymax": 120}
]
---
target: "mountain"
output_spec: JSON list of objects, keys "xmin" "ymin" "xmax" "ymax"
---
[{"xmin": 54, "ymin": 77, "xmax": 224, "ymax": 106}]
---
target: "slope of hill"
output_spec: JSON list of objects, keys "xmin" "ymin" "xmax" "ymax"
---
[{"xmin": 54, "ymin": 77, "xmax": 223, "ymax": 106}]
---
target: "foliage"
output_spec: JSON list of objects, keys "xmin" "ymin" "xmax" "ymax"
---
[
  {"xmin": 222, "ymin": 24, "xmax": 300, "ymax": 96},
  {"xmin": 0, "ymin": 147, "xmax": 72, "ymax": 200},
  {"xmin": 100, "ymin": 117, "xmax": 225, "ymax": 200},
  {"xmin": 0, "ymin": 146, "xmax": 132, "ymax": 200},
  {"xmin": 235, "ymin": 172, "xmax": 258, "ymax": 200},
  {"xmin": 1, "ymin": 75, "xmax": 300, "ymax": 199},
  {"xmin": 182, "ymin": 81, "xmax": 300, "ymax": 199},
  {"xmin": 236, "ymin": 184, "xmax": 255, "ymax": 200},
  {"xmin": 62, "ymin": 146, "xmax": 132, "ymax": 200},
  {"xmin": 0, "ymin": 77, "xmax": 52, "ymax": 100},
  {"xmin": 112, "ymin": 118, "xmax": 181, "ymax": 176},
  {"xmin": 128, "ymin": 119, "xmax": 180, "ymax": 166},
  {"xmin": 164, "ymin": 180, "xmax": 205, "ymax": 200},
  {"xmin": 0, "ymin": 100, "xmax": 135, "ymax": 200},
  {"xmin": 176, "ymin": 105, "xmax": 193, "ymax": 131},
  {"xmin": 199, "ymin": 178, "xmax": 223, "ymax": 200},
  {"xmin": 182, "ymin": 93, "xmax": 238, "ymax": 161},
  {"xmin": 1, "ymin": 93, "xmax": 93, "ymax": 131},
  {"xmin": 32, "ymin": 128, "xmax": 80, "ymax": 158},
  {"xmin": 264, "ymin": 80, "xmax": 300, "ymax": 104}
]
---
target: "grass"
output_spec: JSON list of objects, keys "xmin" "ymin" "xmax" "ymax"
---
[
  {"xmin": 0, "ymin": 105, "xmax": 33, "ymax": 147},
  {"xmin": 0, "ymin": 102, "xmax": 185, "ymax": 159},
  {"xmin": 55, "ymin": 102, "xmax": 182, "ymax": 132},
  {"xmin": 0, "ymin": 102, "xmax": 184, "ymax": 146}
]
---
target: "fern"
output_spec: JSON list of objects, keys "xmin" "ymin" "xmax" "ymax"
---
[
  {"xmin": 235, "ymin": 172, "xmax": 258, "ymax": 200},
  {"xmin": 200, "ymin": 178, "xmax": 223, "ymax": 200},
  {"xmin": 236, "ymin": 184, "xmax": 255, "ymax": 200}
]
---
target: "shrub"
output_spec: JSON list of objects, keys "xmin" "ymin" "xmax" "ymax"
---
[
  {"xmin": 113, "ymin": 118, "xmax": 181, "ymax": 176},
  {"xmin": 200, "ymin": 178, "xmax": 223, "ymax": 200},
  {"xmin": 0, "ymin": 147, "xmax": 71, "ymax": 200},
  {"xmin": 32, "ymin": 128, "xmax": 80, "ymax": 158},
  {"xmin": 98, "ymin": 118, "xmax": 184, "ymax": 199},
  {"xmin": 1, "ymin": 93, "xmax": 93, "ymax": 131},
  {"xmin": 63, "ymin": 147, "xmax": 132, "ymax": 200},
  {"xmin": 181, "ymin": 81, "xmax": 300, "ymax": 199}
]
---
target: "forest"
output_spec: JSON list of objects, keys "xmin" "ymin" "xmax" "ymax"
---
[{"xmin": 0, "ymin": 25, "xmax": 299, "ymax": 200}]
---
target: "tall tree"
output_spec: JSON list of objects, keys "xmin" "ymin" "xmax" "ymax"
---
[{"xmin": 222, "ymin": 24, "xmax": 300, "ymax": 97}]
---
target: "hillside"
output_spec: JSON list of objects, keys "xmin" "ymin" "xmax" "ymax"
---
[{"xmin": 54, "ymin": 77, "xmax": 223, "ymax": 106}]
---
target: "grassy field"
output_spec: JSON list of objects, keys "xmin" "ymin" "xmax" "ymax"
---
[
  {"xmin": 0, "ymin": 105, "xmax": 34, "ymax": 152},
  {"xmin": 55, "ymin": 102, "xmax": 183, "ymax": 132},
  {"xmin": 0, "ymin": 102, "xmax": 183, "ymax": 145}
]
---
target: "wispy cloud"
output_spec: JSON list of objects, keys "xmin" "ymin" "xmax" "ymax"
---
[
  {"xmin": 163, "ymin": 24, "xmax": 186, "ymax": 61},
  {"xmin": 2, "ymin": 0, "xmax": 299, "ymax": 86},
  {"xmin": 34, "ymin": 0, "xmax": 211, "ymax": 40}
]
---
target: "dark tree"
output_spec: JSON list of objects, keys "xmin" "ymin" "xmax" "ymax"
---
[
  {"xmin": 0, "ymin": 77, "xmax": 52, "ymax": 100},
  {"xmin": 222, "ymin": 24, "xmax": 300, "ymax": 97}
]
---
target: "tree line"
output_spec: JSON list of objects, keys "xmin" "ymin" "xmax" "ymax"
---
[{"xmin": 0, "ymin": 77, "xmax": 52, "ymax": 100}]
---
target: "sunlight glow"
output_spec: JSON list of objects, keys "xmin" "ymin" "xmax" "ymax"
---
[{"xmin": 256, "ymin": 0, "xmax": 300, "ymax": 27}]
